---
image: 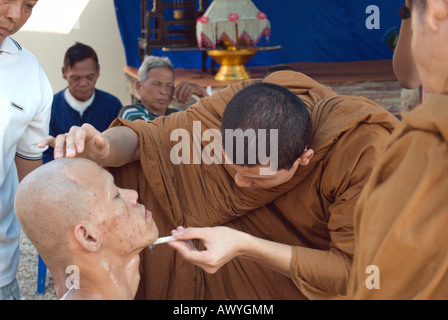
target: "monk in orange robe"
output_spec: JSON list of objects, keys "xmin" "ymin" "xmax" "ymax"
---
[
  {"xmin": 41, "ymin": 71, "xmax": 398, "ymax": 299},
  {"xmin": 348, "ymin": 0, "xmax": 448, "ymax": 299}
]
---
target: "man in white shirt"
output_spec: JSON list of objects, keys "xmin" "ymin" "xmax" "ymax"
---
[{"xmin": 0, "ymin": 0, "xmax": 52, "ymax": 299}]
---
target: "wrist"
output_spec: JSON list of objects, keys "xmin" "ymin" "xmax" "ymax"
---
[{"xmin": 233, "ymin": 229, "xmax": 253, "ymax": 257}]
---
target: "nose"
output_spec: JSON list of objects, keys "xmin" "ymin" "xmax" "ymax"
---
[
  {"xmin": 120, "ymin": 188, "xmax": 138, "ymax": 207},
  {"xmin": 159, "ymin": 84, "xmax": 169, "ymax": 95},
  {"xmin": 6, "ymin": 2, "xmax": 21, "ymax": 22},
  {"xmin": 234, "ymin": 173, "xmax": 254, "ymax": 188},
  {"xmin": 79, "ymin": 77, "xmax": 89, "ymax": 86},
  {"xmin": 77, "ymin": 76, "xmax": 93, "ymax": 88}
]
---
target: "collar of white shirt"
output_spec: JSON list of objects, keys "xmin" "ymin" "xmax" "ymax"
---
[
  {"xmin": 64, "ymin": 87, "xmax": 95, "ymax": 116},
  {"xmin": 0, "ymin": 37, "xmax": 22, "ymax": 54}
]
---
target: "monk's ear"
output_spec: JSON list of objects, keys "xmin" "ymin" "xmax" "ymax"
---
[
  {"xmin": 427, "ymin": 0, "xmax": 448, "ymax": 32},
  {"xmin": 74, "ymin": 223, "xmax": 101, "ymax": 252},
  {"xmin": 298, "ymin": 148, "xmax": 314, "ymax": 166}
]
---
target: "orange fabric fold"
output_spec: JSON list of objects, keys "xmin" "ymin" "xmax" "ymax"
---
[
  {"xmin": 348, "ymin": 83, "xmax": 448, "ymax": 299},
  {"xmin": 106, "ymin": 71, "xmax": 398, "ymax": 299}
]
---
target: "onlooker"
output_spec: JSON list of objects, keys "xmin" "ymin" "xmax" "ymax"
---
[
  {"xmin": 118, "ymin": 55, "xmax": 207, "ymax": 121},
  {"xmin": 43, "ymin": 42, "xmax": 122, "ymax": 163},
  {"xmin": 0, "ymin": 0, "xmax": 53, "ymax": 300}
]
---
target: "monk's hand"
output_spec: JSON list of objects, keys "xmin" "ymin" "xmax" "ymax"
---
[
  {"xmin": 168, "ymin": 226, "xmax": 244, "ymax": 274},
  {"xmin": 39, "ymin": 123, "xmax": 110, "ymax": 162}
]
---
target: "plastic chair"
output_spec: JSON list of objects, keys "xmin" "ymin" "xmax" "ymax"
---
[{"xmin": 36, "ymin": 255, "xmax": 47, "ymax": 295}]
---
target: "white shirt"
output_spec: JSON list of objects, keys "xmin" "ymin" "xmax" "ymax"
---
[{"xmin": 0, "ymin": 37, "xmax": 52, "ymax": 287}]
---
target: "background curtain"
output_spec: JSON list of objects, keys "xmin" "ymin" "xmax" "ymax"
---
[{"xmin": 113, "ymin": 0, "xmax": 402, "ymax": 69}]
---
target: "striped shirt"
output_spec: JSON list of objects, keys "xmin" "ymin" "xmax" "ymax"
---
[{"xmin": 118, "ymin": 104, "xmax": 179, "ymax": 121}]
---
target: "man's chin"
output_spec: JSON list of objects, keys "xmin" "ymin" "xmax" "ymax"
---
[
  {"xmin": 148, "ymin": 226, "xmax": 159, "ymax": 245},
  {"xmin": 74, "ymin": 92, "xmax": 94, "ymax": 102}
]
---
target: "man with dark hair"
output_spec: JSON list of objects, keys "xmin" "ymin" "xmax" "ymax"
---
[
  {"xmin": 40, "ymin": 70, "xmax": 398, "ymax": 299},
  {"xmin": 43, "ymin": 42, "xmax": 122, "ymax": 163},
  {"xmin": 167, "ymin": 82, "xmax": 314, "ymax": 279},
  {"xmin": 222, "ymin": 82, "xmax": 312, "ymax": 177}
]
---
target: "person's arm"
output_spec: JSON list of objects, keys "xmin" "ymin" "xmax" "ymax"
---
[
  {"xmin": 168, "ymin": 226, "xmax": 292, "ymax": 276},
  {"xmin": 15, "ymin": 157, "xmax": 42, "ymax": 182},
  {"xmin": 393, "ymin": 0, "xmax": 421, "ymax": 89},
  {"xmin": 39, "ymin": 123, "xmax": 140, "ymax": 167}
]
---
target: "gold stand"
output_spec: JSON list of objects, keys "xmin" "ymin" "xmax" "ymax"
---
[
  {"xmin": 207, "ymin": 46, "xmax": 257, "ymax": 81},
  {"xmin": 173, "ymin": 9, "xmax": 184, "ymax": 20}
]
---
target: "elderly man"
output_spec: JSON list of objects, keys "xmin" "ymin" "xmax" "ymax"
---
[
  {"xmin": 0, "ymin": 0, "xmax": 53, "ymax": 300},
  {"xmin": 43, "ymin": 42, "xmax": 122, "ymax": 164},
  {"xmin": 348, "ymin": 0, "xmax": 448, "ymax": 299},
  {"xmin": 15, "ymin": 158, "xmax": 159, "ymax": 300},
  {"xmin": 118, "ymin": 55, "xmax": 207, "ymax": 121}
]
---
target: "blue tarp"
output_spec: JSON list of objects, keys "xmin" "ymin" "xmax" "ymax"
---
[{"xmin": 114, "ymin": 0, "xmax": 402, "ymax": 69}]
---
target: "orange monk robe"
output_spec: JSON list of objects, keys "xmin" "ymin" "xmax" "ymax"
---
[
  {"xmin": 348, "ymin": 82, "xmax": 448, "ymax": 299},
  {"xmin": 106, "ymin": 71, "xmax": 398, "ymax": 299}
]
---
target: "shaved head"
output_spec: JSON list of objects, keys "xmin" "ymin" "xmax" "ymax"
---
[
  {"xmin": 15, "ymin": 158, "xmax": 158, "ymax": 299},
  {"xmin": 15, "ymin": 159, "xmax": 98, "ymax": 265},
  {"xmin": 15, "ymin": 158, "xmax": 158, "ymax": 267}
]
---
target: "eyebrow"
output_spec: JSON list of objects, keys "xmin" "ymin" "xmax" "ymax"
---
[{"xmin": 150, "ymin": 79, "xmax": 173, "ymax": 84}]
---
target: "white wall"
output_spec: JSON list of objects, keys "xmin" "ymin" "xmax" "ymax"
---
[{"xmin": 13, "ymin": 0, "xmax": 132, "ymax": 105}]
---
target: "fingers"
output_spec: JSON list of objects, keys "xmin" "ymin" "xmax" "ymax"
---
[
  {"xmin": 167, "ymin": 237, "xmax": 196, "ymax": 253},
  {"xmin": 174, "ymin": 82, "xmax": 204, "ymax": 104},
  {"xmin": 38, "ymin": 136, "xmax": 56, "ymax": 149},
  {"xmin": 174, "ymin": 85, "xmax": 193, "ymax": 104},
  {"xmin": 167, "ymin": 231, "xmax": 220, "ymax": 274},
  {"xmin": 167, "ymin": 230, "xmax": 204, "ymax": 261},
  {"xmin": 64, "ymin": 127, "xmax": 82, "ymax": 158},
  {"xmin": 171, "ymin": 226, "xmax": 210, "ymax": 242},
  {"xmin": 53, "ymin": 133, "xmax": 72, "ymax": 159},
  {"xmin": 52, "ymin": 126, "xmax": 85, "ymax": 159},
  {"xmin": 41, "ymin": 124, "xmax": 105, "ymax": 160}
]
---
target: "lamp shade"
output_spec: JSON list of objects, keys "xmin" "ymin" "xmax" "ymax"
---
[{"xmin": 196, "ymin": 0, "xmax": 271, "ymax": 49}]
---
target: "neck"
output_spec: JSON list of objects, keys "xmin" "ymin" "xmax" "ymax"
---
[
  {"xmin": 51, "ymin": 254, "xmax": 141, "ymax": 300},
  {"xmin": 141, "ymin": 101, "xmax": 166, "ymax": 116},
  {"xmin": 64, "ymin": 88, "xmax": 95, "ymax": 115}
]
